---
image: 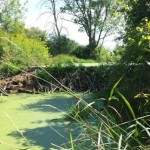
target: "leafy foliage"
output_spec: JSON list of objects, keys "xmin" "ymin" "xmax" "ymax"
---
[
  {"xmin": 120, "ymin": 0, "xmax": 150, "ymax": 62},
  {"xmin": 49, "ymin": 54, "xmax": 77, "ymax": 66},
  {"xmin": 71, "ymin": 45, "xmax": 88, "ymax": 59},
  {"xmin": 25, "ymin": 27, "xmax": 48, "ymax": 43},
  {"xmin": 112, "ymin": 45, "xmax": 124, "ymax": 61},
  {"xmin": 0, "ymin": 62, "xmax": 24, "ymax": 77},
  {"xmin": 48, "ymin": 35, "xmax": 80, "ymax": 55},
  {"xmin": 0, "ymin": 0, "xmax": 26, "ymax": 33},
  {"xmin": 0, "ymin": 30, "xmax": 50, "ymax": 76},
  {"xmin": 61, "ymin": 0, "xmax": 121, "ymax": 57},
  {"xmin": 95, "ymin": 46, "xmax": 115, "ymax": 62}
]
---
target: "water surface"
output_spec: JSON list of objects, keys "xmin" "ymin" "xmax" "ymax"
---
[{"xmin": 0, "ymin": 93, "xmax": 81, "ymax": 150}]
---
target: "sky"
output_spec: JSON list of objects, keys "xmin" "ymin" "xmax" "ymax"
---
[{"xmin": 24, "ymin": 0, "xmax": 117, "ymax": 49}]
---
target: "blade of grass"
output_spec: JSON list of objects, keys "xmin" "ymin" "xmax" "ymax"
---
[
  {"xmin": 117, "ymin": 91, "xmax": 136, "ymax": 120},
  {"xmin": 109, "ymin": 76, "xmax": 123, "ymax": 101},
  {"xmin": 137, "ymin": 121, "xmax": 150, "ymax": 136},
  {"xmin": 118, "ymin": 134, "xmax": 122, "ymax": 150},
  {"xmin": 70, "ymin": 132, "xmax": 74, "ymax": 150},
  {"xmin": 117, "ymin": 91, "xmax": 138, "ymax": 137},
  {"xmin": 3, "ymin": 112, "xmax": 28, "ymax": 142}
]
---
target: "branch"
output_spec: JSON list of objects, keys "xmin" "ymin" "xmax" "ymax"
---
[
  {"xmin": 60, "ymin": 16, "xmax": 77, "ymax": 24},
  {"xmin": 96, "ymin": 7, "xmax": 108, "ymax": 46},
  {"xmin": 93, "ymin": 5, "xmax": 103, "ymax": 38}
]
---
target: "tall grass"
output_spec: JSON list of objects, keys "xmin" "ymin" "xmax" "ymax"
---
[{"xmin": 64, "ymin": 77, "xmax": 150, "ymax": 149}]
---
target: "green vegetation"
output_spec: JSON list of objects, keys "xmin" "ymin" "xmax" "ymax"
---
[
  {"xmin": 0, "ymin": 0, "xmax": 26, "ymax": 33},
  {"xmin": 49, "ymin": 54, "xmax": 96, "ymax": 65},
  {"xmin": 61, "ymin": 0, "xmax": 121, "ymax": 58},
  {"xmin": 0, "ymin": 31, "xmax": 50, "ymax": 77},
  {"xmin": 0, "ymin": 0, "xmax": 149, "ymax": 149},
  {"xmin": 64, "ymin": 78, "xmax": 150, "ymax": 149},
  {"xmin": 48, "ymin": 35, "xmax": 80, "ymax": 56},
  {"xmin": 118, "ymin": 0, "xmax": 150, "ymax": 63}
]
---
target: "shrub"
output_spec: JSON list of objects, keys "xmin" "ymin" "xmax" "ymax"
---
[
  {"xmin": 0, "ymin": 62, "xmax": 23, "ymax": 77},
  {"xmin": 49, "ymin": 54, "xmax": 77, "ymax": 66},
  {"xmin": 71, "ymin": 45, "xmax": 88, "ymax": 59},
  {"xmin": 48, "ymin": 35, "xmax": 80, "ymax": 56},
  {"xmin": 95, "ymin": 46, "xmax": 114, "ymax": 62},
  {"xmin": 0, "ymin": 30, "xmax": 50, "ymax": 76}
]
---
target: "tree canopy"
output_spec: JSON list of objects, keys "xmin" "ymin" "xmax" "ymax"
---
[
  {"xmin": 61, "ymin": 0, "xmax": 121, "ymax": 58},
  {"xmin": 120, "ymin": 0, "xmax": 150, "ymax": 62},
  {"xmin": 0, "ymin": 0, "xmax": 26, "ymax": 33}
]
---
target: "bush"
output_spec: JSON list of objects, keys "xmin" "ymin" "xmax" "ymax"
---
[
  {"xmin": 0, "ymin": 63, "xmax": 24, "ymax": 77},
  {"xmin": 95, "ymin": 46, "xmax": 114, "ymax": 62},
  {"xmin": 48, "ymin": 35, "xmax": 80, "ymax": 56},
  {"xmin": 0, "ymin": 30, "xmax": 50, "ymax": 74},
  {"xmin": 49, "ymin": 54, "xmax": 96, "ymax": 67},
  {"xmin": 49, "ymin": 54, "xmax": 77, "ymax": 66},
  {"xmin": 71, "ymin": 45, "xmax": 89, "ymax": 59}
]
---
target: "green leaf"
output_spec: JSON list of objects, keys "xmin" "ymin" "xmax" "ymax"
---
[
  {"xmin": 147, "ymin": 21, "xmax": 150, "ymax": 30},
  {"xmin": 70, "ymin": 132, "xmax": 74, "ymax": 150},
  {"xmin": 136, "ymin": 27, "xmax": 143, "ymax": 32},
  {"xmin": 109, "ymin": 76, "xmax": 123, "ymax": 101},
  {"xmin": 117, "ymin": 91, "xmax": 136, "ymax": 120},
  {"xmin": 117, "ymin": 92, "xmax": 138, "ymax": 137},
  {"xmin": 137, "ymin": 121, "xmax": 150, "ymax": 137},
  {"xmin": 82, "ymin": 102, "xmax": 95, "ymax": 111},
  {"xmin": 138, "ymin": 41, "xmax": 142, "ymax": 46}
]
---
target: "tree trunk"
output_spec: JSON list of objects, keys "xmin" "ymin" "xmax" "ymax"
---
[{"xmin": 87, "ymin": 37, "xmax": 97, "ymax": 58}]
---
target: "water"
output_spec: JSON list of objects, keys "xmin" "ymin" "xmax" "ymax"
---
[
  {"xmin": 0, "ymin": 93, "xmax": 79, "ymax": 150},
  {"xmin": 0, "ymin": 92, "xmax": 104, "ymax": 150}
]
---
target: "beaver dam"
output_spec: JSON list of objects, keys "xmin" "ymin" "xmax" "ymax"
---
[{"xmin": 0, "ymin": 66, "xmax": 110, "ymax": 95}]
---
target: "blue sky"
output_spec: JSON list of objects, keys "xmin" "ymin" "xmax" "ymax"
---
[{"xmin": 23, "ymin": 0, "xmax": 116, "ymax": 49}]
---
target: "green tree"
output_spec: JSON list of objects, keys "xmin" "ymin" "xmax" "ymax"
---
[
  {"xmin": 95, "ymin": 46, "xmax": 114, "ymax": 62},
  {"xmin": 25, "ymin": 27, "xmax": 48, "ymax": 43},
  {"xmin": 0, "ymin": 0, "xmax": 26, "ymax": 33},
  {"xmin": 120, "ymin": 0, "xmax": 150, "ymax": 62},
  {"xmin": 61, "ymin": 0, "xmax": 120, "ymax": 58},
  {"xmin": 112, "ymin": 45, "xmax": 124, "ymax": 61},
  {"xmin": 48, "ymin": 34, "xmax": 80, "ymax": 55},
  {"xmin": 71, "ymin": 45, "xmax": 87, "ymax": 59}
]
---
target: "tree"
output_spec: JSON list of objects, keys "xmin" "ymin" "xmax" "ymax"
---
[
  {"xmin": 25, "ymin": 27, "xmax": 48, "ymax": 42},
  {"xmin": 95, "ymin": 46, "xmax": 115, "ymax": 62},
  {"xmin": 0, "ymin": 0, "xmax": 26, "ymax": 33},
  {"xmin": 41, "ymin": 0, "xmax": 66, "ymax": 52},
  {"xmin": 48, "ymin": 34, "xmax": 80, "ymax": 55},
  {"xmin": 61, "ymin": 0, "xmax": 120, "ymax": 58},
  {"xmin": 120, "ymin": 0, "xmax": 150, "ymax": 62},
  {"xmin": 41, "ymin": 0, "xmax": 64, "ymax": 37}
]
